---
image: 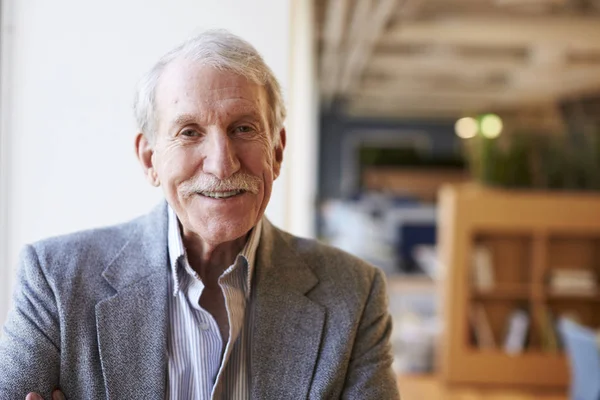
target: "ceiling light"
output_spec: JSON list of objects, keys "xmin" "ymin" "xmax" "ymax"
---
[
  {"xmin": 455, "ymin": 117, "xmax": 478, "ymax": 139},
  {"xmin": 480, "ymin": 114, "xmax": 503, "ymax": 139}
]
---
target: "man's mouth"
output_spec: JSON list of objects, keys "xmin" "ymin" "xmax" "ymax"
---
[{"xmin": 197, "ymin": 190, "xmax": 245, "ymax": 199}]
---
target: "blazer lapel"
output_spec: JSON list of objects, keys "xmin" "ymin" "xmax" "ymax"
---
[
  {"xmin": 251, "ymin": 220, "xmax": 325, "ymax": 400},
  {"xmin": 95, "ymin": 203, "xmax": 170, "ymax": 400}
]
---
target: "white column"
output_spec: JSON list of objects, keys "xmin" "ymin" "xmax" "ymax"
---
[{"xmin": 282, "ymin": 0, "xmax": 319, "ymax": 238}]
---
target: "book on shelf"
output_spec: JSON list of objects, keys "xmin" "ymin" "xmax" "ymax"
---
[
  {"xmin": 469, "ymin": 303, "xmax": 496, "ymax": 349},
  {"xmin": 503, "ymin": 309, "xmax": 529, "ymax": 355},
  {"xmin": 548, "ymin": 268, "xmax": 597, "ymax": 296},
  {"xmin": 538, "ymin": 306, "xmax": 560, "ymax": 353},
  {"xmin": 472, "ymin": 245, "xmax": 494, "ymax": 290}
]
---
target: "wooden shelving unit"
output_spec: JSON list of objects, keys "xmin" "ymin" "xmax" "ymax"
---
[{"xmin": 437, "ymin": 184, "xmax": 600, "ymax": 388}]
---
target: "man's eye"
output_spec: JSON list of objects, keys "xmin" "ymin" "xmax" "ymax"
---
[
  {"xmin": 234, "ymin": 126, "xmax": 253, "ymax": 134},
  {"xmin": 180, "ymin": 129, "xmax": 199, "ymax": 137}
]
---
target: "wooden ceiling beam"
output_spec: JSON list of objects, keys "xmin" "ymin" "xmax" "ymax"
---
[
  {"xmin": 345, "ymin": 106, "xmax": 462, "ymax": 119},
  {"xmin": 352, "ymin": 89, "xmax": 561, "ymax": 105},
  {"xmin": 352, "ymin": 92, "xmax": 505, "ymax": 107},
  {"xmin": 355, "ymin": 80, "xmax": 509, "ymax": 96},
  {"xmin": 382, "ymin": 16, "xmax": 600, "ymax": 50},
  {"xmin": 338, "ymin": 0, "xmax": 400, "ymax": 95},
  {"xmin": 319, "ymin": 0, "xmax": 350, "ymax": 104},
  {"xmin": 346, "ymin": 101, "xmax": 479, "ymax": 118},
  {"xmin": 367, "ymin": 52, "xmax": 525, "ymax": 77},
  {"xmin": 358, "ymin": 75, "xmax": 508, "ymax": 92}
]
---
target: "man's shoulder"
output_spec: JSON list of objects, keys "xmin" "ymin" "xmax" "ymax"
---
[
  {"xmin": 31, "ymin": 215, "xmax": 141, "ymax": 259},
  {"xmin": 25, "ymin": 208, "xmax": 160, "ymax": 282},
  {"xmin": 275, "ymin": 227, "xmax": 380, "ymax": 287}
]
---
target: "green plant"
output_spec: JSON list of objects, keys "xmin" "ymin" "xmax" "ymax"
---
[{"xmin": 463, "ymin": 127, "xmax": 600, "ymax": 191}]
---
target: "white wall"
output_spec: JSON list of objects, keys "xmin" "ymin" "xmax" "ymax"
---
[
  {"xmin": 0, "ymin": 0, "xmax": 315, "ymax": 325},
  {"xmin": 0, "ymin": 0, "xmax": 16, "ymax": 334}
]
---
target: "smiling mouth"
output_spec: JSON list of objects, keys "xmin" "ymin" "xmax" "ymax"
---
[{"xmin": 197, "ymin": 190, "xmax": 246, "ymax": 199}]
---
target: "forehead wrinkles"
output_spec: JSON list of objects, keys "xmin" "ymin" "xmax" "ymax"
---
[
  {"xmin": 176, "ymin": 93, "xmax": 265, "ymax": 121},
  {"xmin": 183, "ymin": 87, "xmax": 259, "ymax": 107},
  {"xmin": 156, "ymin": 62, "xmax": 269, "ymax": 129}
]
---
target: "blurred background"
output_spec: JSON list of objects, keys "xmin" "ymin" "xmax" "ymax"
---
[
  {"xmin": 2, "ymin": 0, "xmax": 600, "ymax": 398},
  {"xmin": 314, "ymin": 1, "xmax": 600, "ymax": 399}
]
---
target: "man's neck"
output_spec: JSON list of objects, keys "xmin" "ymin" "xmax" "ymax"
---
[{"xmin": 182, "ymin": 230, "xmax": 249, "ymax": 286}]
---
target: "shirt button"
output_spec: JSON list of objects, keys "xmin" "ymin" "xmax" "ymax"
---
[{"xmin": 199, "ymin": 322, "xmax": 210, "ymax": 330}]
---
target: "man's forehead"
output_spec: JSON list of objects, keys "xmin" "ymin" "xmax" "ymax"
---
[
  {"xmin": 159, "ymin": 59, "xmax": 259, "ymax": 94},
  {"xmin": 155, "ymin": 60, "xmax": 267, "ymax": 113},
  {"xmin": 154, "ymin": 60, "xmax": 269, "ymax": 126}
]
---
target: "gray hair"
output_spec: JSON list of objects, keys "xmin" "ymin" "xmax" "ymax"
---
[{"xmin": 133, "ymin": 29, "xmax": 286, "ymax": 145}]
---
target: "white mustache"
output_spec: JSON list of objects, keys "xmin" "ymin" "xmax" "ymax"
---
[{"xmin": 180, "ymin": 173, "xmax": 261, "ymax": 197}]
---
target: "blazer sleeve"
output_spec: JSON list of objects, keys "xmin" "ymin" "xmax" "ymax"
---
[
  {"xmin": 341, "ymin": 267, "xmax": 401, "ymax": 399},
  {"xmin": 0, "ymin": 245, "xmax": 61, "ymax": 400}
]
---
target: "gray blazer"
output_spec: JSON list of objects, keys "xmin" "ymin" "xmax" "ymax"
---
[{"xmin": 0, "ymin": 203, "xmax": 400, "ymax": 399}]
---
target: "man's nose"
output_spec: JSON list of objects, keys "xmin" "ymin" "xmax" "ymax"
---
[{"xmin": 202, "ymin": 130, "xmax": 240, "ymax": 179}]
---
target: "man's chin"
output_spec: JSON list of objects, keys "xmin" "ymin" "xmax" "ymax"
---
[{"xmin": 188, "ymin": 215, "xmax": 255, "ymax": 243}]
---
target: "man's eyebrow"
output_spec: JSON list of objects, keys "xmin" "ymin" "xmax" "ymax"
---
[
  {"xmin": 171, "ymin": 113, "xmax": 197, "ymax": 127},
  {"xmin": 170, "ymin": 106, "xmax": 264, "ymax": 127},
  {"xmin": 230, "ymin": 106, "xmax": 263, "ymax": 119}
]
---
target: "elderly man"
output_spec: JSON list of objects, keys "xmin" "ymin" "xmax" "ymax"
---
[{"xmin": 0, "ymin": 30, "xmax": 400, "ymax": 399}]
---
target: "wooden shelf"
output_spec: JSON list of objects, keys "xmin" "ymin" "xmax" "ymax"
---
[
  {"xmin": 438, "ymin": 184, "xmax": 600, "ymax": 389},
  {"xmin": 546, "ymin": 291, "xmax": 600, "ymax": 301},
  {"xmin": 397, "ymin": 373, "xmax": 567, "ymax": 400},
  {"xmin": 448, "ymin": 350, "xmax": 569, "ymax": 387},
  {"xmin": 464, "ymin": 349, "xmax": 564, "ymax": 357},
  {"xmin": 472, "ymin": 285, "xmax": 530, "ymax": 300}
]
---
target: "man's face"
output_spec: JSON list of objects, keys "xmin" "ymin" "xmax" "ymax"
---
[{"xmin": 142, "ymin": 60, "xmax": 284, "ymax": 246}]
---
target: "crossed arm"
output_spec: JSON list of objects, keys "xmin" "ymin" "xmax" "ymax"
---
[{"xmin": 0, "ymin": 246, "xmax": 61, "ymax": 400}]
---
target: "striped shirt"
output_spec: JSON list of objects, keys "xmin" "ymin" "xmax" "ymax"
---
[{"xmin": 166, "ymin": 206, "xmax": 260, "ymax": 400}]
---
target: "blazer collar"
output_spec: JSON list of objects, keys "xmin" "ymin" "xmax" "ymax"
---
[
  {"xmin": 96, "ymin": 202, "xmax": 170, "ymax": 399},
  {"xmin": 253, "ymin": 218, "xmax": 318, "ymax": 295},
  {"xmin": 251, "ymin": 219, "xmax": 325, "ymax": 399},
  {"xmin": 101, "ymin": 201, "xmax": 169, "ymax": 291}
]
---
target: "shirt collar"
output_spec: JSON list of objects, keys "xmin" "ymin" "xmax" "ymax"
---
[{"xmin": 167, "ymin": 205, "xmax": 261, "ymax": 299}]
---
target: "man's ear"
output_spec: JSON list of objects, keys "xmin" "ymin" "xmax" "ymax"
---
[
  {"xmin": 272, "ymin": 127, "xmax": 286, "ymax": 180},
  {"xmin": 135, "ymin": 133, "xmax": 160, "ymax": 187}
]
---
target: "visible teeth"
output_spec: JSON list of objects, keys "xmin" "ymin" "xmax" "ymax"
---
[{"xmin": 200, "ymin": 190, "xmax": 243, "ymax": 199}]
